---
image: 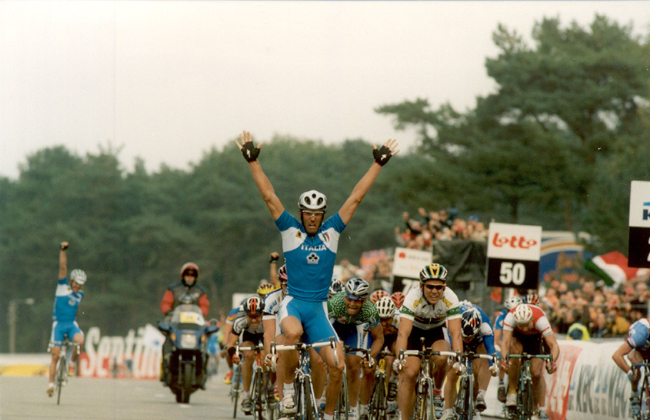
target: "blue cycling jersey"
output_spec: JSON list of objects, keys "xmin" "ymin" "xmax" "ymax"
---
[
  {"xmin": 275, "ymin": 210, "xmax": 346, "ymax": 302},
  {"xmin": 494, "ymin": 308, "xmax": 507, "ymax": 331},
  {"xmin": 627, "ymin": 318, "xmax": 650, "ymax": 352},
  {"xmin": 459, "ymin": 303, "xmax": 496, "ymax": 363},
  {"xmin": 52, "ymin": 277, "xmax": 83, "ymax": 323}
]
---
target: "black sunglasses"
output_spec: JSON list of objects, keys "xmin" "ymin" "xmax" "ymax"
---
[{"xmin": 424, "ymin": 284, "xmax": 445, "ymax": 291}]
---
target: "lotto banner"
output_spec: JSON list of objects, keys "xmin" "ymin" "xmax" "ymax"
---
[{"xmin": 483, "ymin": 340, "xmax": 634, "ymax": 420}]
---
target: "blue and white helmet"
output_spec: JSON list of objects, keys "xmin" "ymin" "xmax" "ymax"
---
[
  {"xmin": 461, "ymin": 306, "xmax": 482, "ymax": 338},
  {"xmin": 344, "ymin": 278, "xmax": 370, "ymax": 300}
]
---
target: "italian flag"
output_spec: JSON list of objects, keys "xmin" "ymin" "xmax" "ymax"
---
[{"xmin": 584, "ymin": 251, "xmax": 638, "ymax": 286}]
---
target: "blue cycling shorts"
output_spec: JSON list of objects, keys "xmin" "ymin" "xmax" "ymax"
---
[
  {"xmin": 278, "ymin": 296, "xmax": 338, "ymax": 345},
  {"xmin": 50, "ymin": 321, "xmax": 83, "ymax": 347},
  {"xmin": 334, "ymin": 322, "xmax": 366, "ymax": 357}
]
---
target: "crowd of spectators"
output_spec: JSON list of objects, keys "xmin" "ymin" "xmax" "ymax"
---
[
  {"xmin": 335, "ymin": 206, "xmax": 647, "ymax": 340},
  {"xmin": 538, "ymin": 269, "xmax": 650, "ymax": 339},
  {"xmin": 394, "ymin": 207, "xmax": 488, "ymax": 250}
]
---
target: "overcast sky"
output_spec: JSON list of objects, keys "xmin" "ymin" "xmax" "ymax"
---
[{"xmin": 1, "ymin": 1, "xmax": 648, "ymax": 179}]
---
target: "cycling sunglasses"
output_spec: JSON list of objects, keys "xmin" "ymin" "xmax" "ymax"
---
[{"xmin": 423, "ymin": 284, "xmax": 445, "ymax": 291}]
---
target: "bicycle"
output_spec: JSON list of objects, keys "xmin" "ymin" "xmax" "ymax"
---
[
  {"xmin": 237, "ymin": 343, "xmax": 277, "ymax": 420},
  {"xmin": 230, "ymin": 362, "xmax": 243, "ymax": 418},
  {"xmin": 452, "ymin": 351, "xmax": 499, "ymax": 420},
  {"xmin": 630, "ymin": 360, "xmax": 650, "ymax": 420},
  {"xmin": 48, "ymin": 337, "xmax": 80, "ymax": 405},
  {"xmin": 271, "ymin": 337, "xmax": 338, "ymax": 420},
  {"xmin": 399, "ymin": 344, "xmax": 454, "ymax": 420},
  {"xmin": 505, "ymin": 353, "xmax": 551, "ymax": 420},
  {"xmin": 352, "ymin": 347, "xmax": 394, "ymax": 420}
]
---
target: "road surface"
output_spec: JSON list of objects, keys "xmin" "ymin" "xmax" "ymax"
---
[{"xmin": 0, "ymin": 371, "xmax": 502, "ymax": 420}]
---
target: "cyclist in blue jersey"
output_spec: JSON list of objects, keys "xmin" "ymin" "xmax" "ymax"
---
[
  {"xmin": 237, "ymin": 130, "xmax": 399, "ymax": 420},
  {"xmin": 47, "ymin": 242, "xmax": 86, "ymax": 397},
  {"xmin": 612, "ymin": 318, "xmax": 650, "ymax": 413},
  {"xmin": 440, "ymin": 303, "xmax": 498, "ymax": 420}
]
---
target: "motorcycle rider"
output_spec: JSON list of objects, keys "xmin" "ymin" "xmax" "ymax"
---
[{"xmin": 159, "ymin": 263, "xmax": 209, "ymax": 383}]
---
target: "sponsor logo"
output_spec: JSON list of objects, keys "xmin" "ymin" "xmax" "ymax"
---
[
  {"xmin": 301, "ymin": 244, "xmax": 326, "ymax": 252},
  {"xmin": 307, "ymin": 253, "xmax": 319, "ymax": 264},
  {"xmin": 492, "ymin": 232, "xmax": 538, "ymax": 249},
  {"xmin": 643, "ymin": 201, "xmax": 650, "ymax": 220}
]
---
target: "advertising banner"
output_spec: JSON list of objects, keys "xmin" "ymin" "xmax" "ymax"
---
[
  {"xmin": 391, "ymin": 247, "xmax": 432, "ymax": 294},
  {"xmin": 487, "ymin": 223, "xmax": 541, "ymax": 289},
  {"xmin": 78, "ymin": 324, "xmax": 164, "ymax": 379},
  {"xmin": 628, "ymin": 180, "xmax": 650, "ymax": 268}
]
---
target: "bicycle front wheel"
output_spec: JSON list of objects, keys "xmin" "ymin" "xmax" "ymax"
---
[
  {"xmin": 231, "ymin": 367, "xmax": 241, "ymax": 418},
  {"xmin": 56, "ymin": 356, "xmax": 67, "ymax": 405},
  {"xmin": 368, "ymin": 376, "xmax": 387, "ymax": 420},
  {"xmin": 522, "ymin": 377, "xmax": 535, "ymax": 420},
  {"xmin": 335, "ymin": 373, "xmax": 349, "ymax": 420}
]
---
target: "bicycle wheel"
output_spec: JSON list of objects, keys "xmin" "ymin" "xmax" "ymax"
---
[
  {"xmin": 641, "ymin": 371, "xmax": 650, "ymax": 420},
  {"xmin": 252, "ymin": 369, "xmax": 265, "ymax": 420},
  {"xmin": 454, "ymin": 375, "xmax": 469, "ymax": 420},
  {"xmin": 368, "ymin": 375, "xmax": 387, "ymax": 420},
  {"xmin": 335, "ymin": 373, "xmax": 349, "ymax": 420},
  {"xmin": 522, "ymin": 377, "xmax": 535, "ymax": 420},
  {"xmin": 232, "ymin": 366, "xmax": 241, "ymax": 418},
  {"xmin": 56, "ymin": 355, "xmax": 67, "ymax": 405},
  {"xmin": 303, "ymin": 375, "xmax": 319, "ymax": 420}
]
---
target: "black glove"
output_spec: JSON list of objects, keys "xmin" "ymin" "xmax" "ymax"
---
[
  {"xmin": 373, "ymin": 145, "xmax": 393, "ymax": 166},
  {"xmin": 60, "ymin": 244, "xmax": 68, "ymax": 250},
  {"xmin": 241, "ymin": 142, "xmax": 261, "ymax": 162}
]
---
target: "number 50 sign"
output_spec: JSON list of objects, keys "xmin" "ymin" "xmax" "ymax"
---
[{"xmin": 486, "ymin": 223, "xmax": 541, "ymax": 289}]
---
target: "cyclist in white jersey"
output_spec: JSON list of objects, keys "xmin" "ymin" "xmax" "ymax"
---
[
  {"xmin": 47, "ymin": 242, "xmax": 86, "ymax": 397},
  {"xmin": 237, "ymin": 130, "xmax": 399, "ymax": 420},
  {"xmin": 395, "ymin": 263, "xmax": 462, "ymax": 420}
]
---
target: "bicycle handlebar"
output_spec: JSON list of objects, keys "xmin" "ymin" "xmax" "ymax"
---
[
  {"xmin": 345, "ymin": 346, "xmax": 375, "ymax": 368},
  {"xmin": 506, "ymin": 353, "xmax": 551, "ymax": 362}
]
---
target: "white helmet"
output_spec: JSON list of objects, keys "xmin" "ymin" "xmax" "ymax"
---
[
  {"xmin": 513, "ymin": 304, "xmax": 533, "ymax": 325},
  {"xmin": 375, "ymin": 296, "xmax": 396, "ymax": 319},
  {"xmin": 504, "ymin": 296, "xmax": 522, "ymax": 310},
  {"xmin": 298, "ymin": 190, "xmax": 327, "ymax": 211},
  {"xmin": 70, "ymin": 269, "xmax": 87, "ymax": 285}
]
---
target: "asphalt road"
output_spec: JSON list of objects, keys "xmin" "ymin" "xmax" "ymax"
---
[{"xmin": 0, "ymin": 371, "xmax": 501, "ymax": 420}]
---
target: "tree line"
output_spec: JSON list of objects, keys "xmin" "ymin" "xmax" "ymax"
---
[{"xmin": 1, "ymin": 15, "xmax": 648, "ymax": 352}]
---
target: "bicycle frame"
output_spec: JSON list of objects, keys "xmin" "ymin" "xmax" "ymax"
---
[
  {"xmin": 369, "ymin": 348, "xmax": 394, "ymax": 420},
  {"xmin": 272, "ymin": 337, "xmax": 337, "ymax": 420},
  {"xmin": 631, "ymin": 361, "xmax": 650, "ymax": 420},
  {"xmin": 237, "ymin": 344, "xmax": 272, "ymax": 420},
  {"xmin": 506, "ymin": 353, "xmax": 551, "ymax": 420},
  {"xmin": 400, "ymin": 346, "xmax": 451, "ymax": 420},
  {"xmin": 49, "ymin": 338, "xmax": 80, "ymax": 405},
  {"xmin": 453, "ymin": 351, "xmax": 498, "ymax": 420},
  {"xmin": 230, "ymin": 362, "xmax": 243, "ymax": 418}
]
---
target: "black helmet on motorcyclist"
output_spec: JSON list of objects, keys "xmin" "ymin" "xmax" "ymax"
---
[{"xmin": 180, "ymin": 262, "xmax": 199, "ymax": 286}]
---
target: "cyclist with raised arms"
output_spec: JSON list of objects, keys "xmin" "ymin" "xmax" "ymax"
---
[
  {"xmin": 47, "ymin": 241, "xmax": 86, "ymax": 397},
  {"xmin": 612, "ymin": 317, "xmax": 650, "ymax": 414},
  {"xmin": 440, "ymin": 303, "xmax": 498, "ymax": 420},
  {"xmin": 227, "ymin": 296, "xmax": 267, "ymax": 415},
  {"xmin": 263, "ymin": 264, "xmax": 328, "ymax": 415},
  {"xmin": 236, "ymin": 130, "xmax": 399, "ymax": 420},
  {"xmin": 501, "ymin": 303, "xmax": 559, "ymax": 420},
  {"xmin": 493, "ymin": 295, "xmax": 522, "ymax": 402},
  {"xmin": 395, "ymin": 263, "xmax": 462, "ymax": 420},
  {"xmin": 328, "ymin": 278, "xmax": 384, "ymax": 420}
]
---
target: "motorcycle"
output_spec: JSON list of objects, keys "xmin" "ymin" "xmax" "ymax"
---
[{"xmin": 158, "ymin": 296, "xmax": 219, "ymax": 403}]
